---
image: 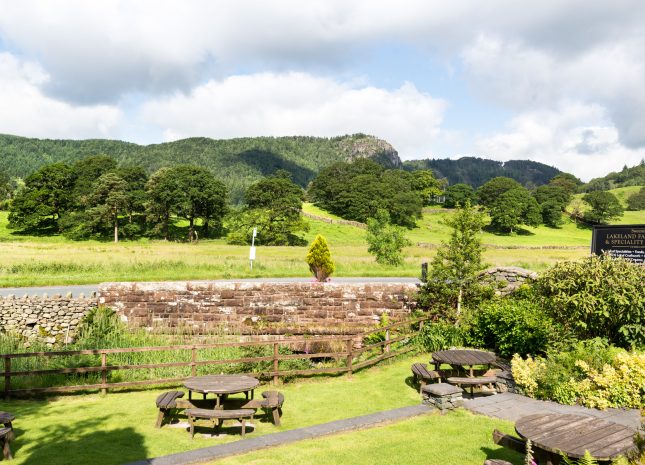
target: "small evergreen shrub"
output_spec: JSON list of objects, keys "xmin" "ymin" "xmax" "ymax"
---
[{"xmin": 306, "ymin": 234, "xmax": 335, "ymax": 282}]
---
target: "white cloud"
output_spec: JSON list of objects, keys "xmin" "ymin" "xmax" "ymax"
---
[
  {"xmin": 140, "ymin": 72, "xmax": 446, "ymax": 159},
  {"xmin": 475, "ymin": 102, "xmax": 645, "ymax": 181},
  {"xmin": 1, "ymin": 0, "xmax": 645, "ymax": 174},
  {"xmin": 0, "ymin": 53, "xmax": 122, "ymax": 139},
  {"xmin": 462, "ymin": 34, "xmax": 645, "ymax": 148}
]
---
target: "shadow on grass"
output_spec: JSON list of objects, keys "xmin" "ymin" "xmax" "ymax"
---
[
  {"xmin": 480, "ymin": 446, "xmax": 524, "ymax": 465},
  {"xmin": 16, "ymin": 415, "xmax": 147, "ymax": 465},
  {"xmin": 482, "ymin": 225, "xmax": 535, "ymax": 236}
]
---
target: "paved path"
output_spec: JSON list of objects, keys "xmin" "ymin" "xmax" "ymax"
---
[
  {"xmin": 463, "ymin": 392, "xmax": 641, "ymax": 429},
  {"xmin": 123, "ymin": 405, "xmax": 431, "ymax": 465},
  {"xmin": 0, "ymin": 277, "xmax": 420, "ymax": 297}
]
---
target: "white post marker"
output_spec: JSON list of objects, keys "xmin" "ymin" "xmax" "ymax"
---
[{"xmin": 250, "ymin": 227, "xmax": 257, "ymax": 269}]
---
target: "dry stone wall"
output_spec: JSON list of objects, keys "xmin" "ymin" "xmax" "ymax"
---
[
  {"xmin": 98, "ymin": 281, "xmax": 418, "ymax": 335},
  {"xmin": 477, "ymin": 266, "xmax": 538, "ymax": 295},
  {"xmin": 0, "ymin": 294, "xmax": 96, "ymax": 347}
]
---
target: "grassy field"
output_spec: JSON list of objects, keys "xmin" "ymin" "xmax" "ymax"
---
[
  {"xmin": 0, "ymin": 354, "xmax": 522, "ymax": 465},
  {"xmin": 0, "ymin": 192, "xmax": 643, "ymax": 287}
]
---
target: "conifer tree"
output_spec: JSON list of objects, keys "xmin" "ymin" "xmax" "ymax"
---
[{"xmin": 306, "ymin": 234, "xmax": 335, "ymax": 282}]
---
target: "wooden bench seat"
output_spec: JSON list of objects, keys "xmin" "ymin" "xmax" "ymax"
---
[
  {"xmin": 447, "ymin": 376, "xmax": 497, "ymax": 398},
  {"xmin": 185, "ymin": 408, "xmax": 255, "ymax": 438},
  {"xmin": 155, "ymin": 390, "xmax": 185, "ymax": 428},
  {"xmin": 243, "ymin": 391, "xmax": 285, "ymax": 426},
  {"xmin": 492, "ymin": 429, "xmax": 526, "ymax": 454},
  {"xmin": 0, "ymin": 427, "xmax": 12, "ymax": 460},
  {"xmin": 411, "ymin": 363, "xmax": 441, "ymax": 391}
]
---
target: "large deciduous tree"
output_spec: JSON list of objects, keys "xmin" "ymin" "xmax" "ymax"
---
[
  {"xmin": 145, "ymin": 167, "xmax": 179, "ymax": 240},
  {"xmin": 489, "ymin": 188, "xmax": 541, "ymax": 233},
  {"xmin": 8, "ymin": 163, "xmax": 76, "ymax": 232},
  {"xmin": 227, "ymin": 170, "xmax": 309, "ymax": 245},
  {"xmin": 476, "ymin": 176, "xmax": 522, "ymax": 208},
  {"xmin": 582, "ymin": 191, "xmax": 624, "ymax": 224},
  {"xmin": 308, "ymin": 159, "xmax": 422, "ymax": 227},
  {"xmin": 444, "ymin": 183, "xmax": 476, "ymax": 208},
  {"xmin": 171, "ymin": 165, "xmax": 227, "ymax": 242}
]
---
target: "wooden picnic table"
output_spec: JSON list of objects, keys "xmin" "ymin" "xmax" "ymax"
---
[
  {"xmin": 431, "ymin": 349, "xmax": 497, "ymax": 397},
  {"xmin": 431, "ymin": 349, "xmax": 497, "ymax": 376},
  {"xmin": 184, "ymin": 375, "xmax": 259, "ymax": 409},
  {"xmin": 515, "ymin": 413, "xmax": 638, "ymax": 464}
]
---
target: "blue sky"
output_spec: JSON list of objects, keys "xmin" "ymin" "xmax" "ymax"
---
[{"xmin": 1, "ymin": 0, "xmax": 644, "ymax": 181}]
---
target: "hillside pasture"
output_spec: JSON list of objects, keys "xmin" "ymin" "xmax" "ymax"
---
[{"xmin": 0, "ymin": 207, "xmax": 593, "ymax": 287}]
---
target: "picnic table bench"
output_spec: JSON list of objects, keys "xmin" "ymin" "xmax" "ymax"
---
[
  {"xmin": 186, "ymin": 408, "xmax": 255, "ymax": 438},
  {"xmin": 410, "ymin": 363, "xmax": 441, "ymax": 391},
  {"xmin": 242, "ymin": 390, "xmax": 285, "ymax": 426},
  {"xmin": 0, "ymin": 427, "xmax": 12, "ymax": 460},
  {"xmin": 447, "ymin": 376, "xmax": 497, "ymax": 398},
  {"xmin": 155, "ymin": 390, "xmax": 185, "ymax": 428}
]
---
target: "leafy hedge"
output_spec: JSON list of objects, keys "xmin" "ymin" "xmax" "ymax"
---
[
  {"xmin": 535, "ymin": 255, "xmax": 645, "ymax": 349},
  {"xmin": 465, "ymin": 295, "xmax": 564, "ymax": 358},
  {"xmin": 512, "ymin": 339, "xmax": 645, "ymax": 409}
]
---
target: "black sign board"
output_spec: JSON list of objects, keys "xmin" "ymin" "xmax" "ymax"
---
[{"xmin": 591, "ymin": 224, "xmax": 645, "ymax": 264}]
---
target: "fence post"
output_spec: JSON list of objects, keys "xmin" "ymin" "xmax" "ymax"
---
[
  {"xmin": 385, "ymin": 328, "xmax": 390, "ymax": 354},
  {"xmin": 191, "ymin": 346, "xmax": 197, "ymax": 377},
  {"xmin": 346, "ymin": 338, "xmax": 353, "ymax": 379},
  {"xmin": 4, "ymin": 357, "xmax": 10, "ymax": 400},
  {"xmin": 101, "ymin": 352, "xmax": 107, "ymax": 395},
  {"xmin": 419, "ymin": 318, "xmax": 424, "ymax": 331},
  {"xmin": 273, "ymin": 343, "xmax": 279, "ymax": 385}
]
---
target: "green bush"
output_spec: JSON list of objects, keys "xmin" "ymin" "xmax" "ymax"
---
[
  {"xmin": 512, "ymin": 339, "xmax": 645, "ymax": 409},
  {"xmin": 412, "ymin": 321, "xmax": 465, "ymax": 353},
  {"xmin": 465, "ymin": 296, "xmax": 563, "ymax": 358},
  {"xmin": 535, "ymin": 255, "xmax": 645, "ymax": 349}
]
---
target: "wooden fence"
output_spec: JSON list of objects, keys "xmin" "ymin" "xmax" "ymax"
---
[{"xmin": 2, "ymin": 317, "xmax": 428, "ymax": 398}]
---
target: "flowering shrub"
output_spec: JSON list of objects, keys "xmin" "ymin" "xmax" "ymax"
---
[{"xmin": 512, "ymin": 345, "xmax": 645, "ymax": 409}]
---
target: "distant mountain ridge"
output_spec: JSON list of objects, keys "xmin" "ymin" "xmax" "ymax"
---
[
  {"xmin": 0, "ymin": 133, "xmax": 400, "ymax": 203},
  {"xmin": 1, "ymin": 133, "xmax": 570, "ymax": 202},
  {"xmin": 403, "ymin": 157, "xmax": 562, "ymax": 188}
]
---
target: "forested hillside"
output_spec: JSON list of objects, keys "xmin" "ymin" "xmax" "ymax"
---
[
  {"xmin": 0, "ymin": 133, "xmax": 400, "ymax": 203},
  {"xmin": 582, "ymin": 160, "xmax": 645, "ymax": 191},
  {"xmin": 403, "ymin": 157, "xmax": 562, "ymax": 188}
]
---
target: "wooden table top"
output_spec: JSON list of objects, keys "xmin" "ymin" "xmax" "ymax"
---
[
  {"xmin": 431, "ymin": 349, "xmax": 496, "ymax": 366},
  {"xmin": 515, "ymin": 413, "xmax": 638, "ymax": 460},
  {"xmin": 184, "ymin": 375, "xmax": 259, "ymax": 395}
]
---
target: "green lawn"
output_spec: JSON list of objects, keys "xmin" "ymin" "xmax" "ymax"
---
[{"xmin": 0, "ymin": 354, "xmax": 521, "ymax": 465}]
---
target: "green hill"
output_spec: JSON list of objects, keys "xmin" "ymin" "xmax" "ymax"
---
[
  {"xmin": 0, "ymin": 133, "xmax": 400, "ymax": 203},
  {"xmin": 403, "ymin": 157, "xmax": 562, "ymax": 188},
  {"xmin": 582, "ymin": 160, "xmax": 645, "ymax": 191}
]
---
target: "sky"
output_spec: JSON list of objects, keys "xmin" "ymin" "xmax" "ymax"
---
[{"xmin": 1, "ymin": 1, "xmax": 645, "ymax": 181}]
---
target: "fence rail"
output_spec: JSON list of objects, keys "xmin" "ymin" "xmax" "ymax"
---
[{"xmin": 2, "ymin": 317, "xmax": 428, "ymax": 397}]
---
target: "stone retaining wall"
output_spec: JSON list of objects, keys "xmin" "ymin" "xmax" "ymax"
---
[
  {"xmin": 98, "ymin": 281, "xmax": 418, "ymax": 335},
  {"xmin": 0, "ymin": 294, "xmax": 96, "ymax": 347},
  {"xmin": 0, "ymin": 267, "xmax": 538, "ymax": 346}
]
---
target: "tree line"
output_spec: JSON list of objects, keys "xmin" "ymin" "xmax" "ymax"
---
[{"xmin": 0, "ymin": 155, "xmax": 636, "ymax": 247}]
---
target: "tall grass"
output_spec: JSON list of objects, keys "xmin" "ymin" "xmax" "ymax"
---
[{"xmin": 0, "ymin": 307, "xmax": 317, "ymax": 392}]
